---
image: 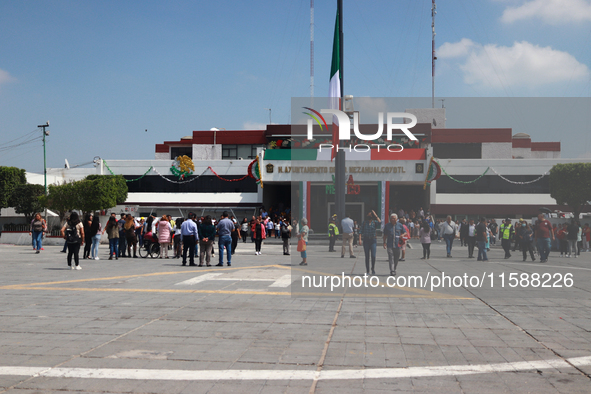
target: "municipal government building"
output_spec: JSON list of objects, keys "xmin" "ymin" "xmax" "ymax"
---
[{"xmin": 39, "ymin": 108, "xmax": 582, "ymax": 233}]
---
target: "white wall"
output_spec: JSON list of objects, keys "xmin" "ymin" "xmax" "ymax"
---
[
  {"xmin": 482, "ymin": 142, "xmax": 512, "ymax": 159},
  {"xmin": 193, "ymin": 145, "xmax": 221, "ymax": 160}
]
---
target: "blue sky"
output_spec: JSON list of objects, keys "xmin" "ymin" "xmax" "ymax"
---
[{"xmin": 1, "ymin": 0, "xmax": 590, "ymax": 172}]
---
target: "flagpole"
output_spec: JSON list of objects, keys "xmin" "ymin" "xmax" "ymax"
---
[{"xmin": 335, "ymin": 0, "xmax": 346, "ymax": 225}]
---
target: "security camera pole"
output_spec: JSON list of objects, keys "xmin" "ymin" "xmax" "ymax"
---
[{"xmin": 38, "ymin": 122, "xmax": 49, "ymax": 195}]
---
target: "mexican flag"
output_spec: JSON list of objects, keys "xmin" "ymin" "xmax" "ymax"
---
[{"xmin": 329, "ymin": 6, "xmax": 341, "ymax": 161}]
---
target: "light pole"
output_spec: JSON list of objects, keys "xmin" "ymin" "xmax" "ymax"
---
[
  {"xmin": 38, "ymin": 121, "xmax": 49, "ymax": 195},
  {"xmin": 263, "ymin": 108, "xmax": 272, "ymax": 125}
]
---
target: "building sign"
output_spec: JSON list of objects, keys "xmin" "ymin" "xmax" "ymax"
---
[{"xmin": 278, "ymin": 166, "xmax": 405, "ymax": 174}]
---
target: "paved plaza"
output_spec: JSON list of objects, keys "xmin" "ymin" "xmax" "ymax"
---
[{"xmin": 0, "ymin": 239, "xmax": 590, "ymax": 393}]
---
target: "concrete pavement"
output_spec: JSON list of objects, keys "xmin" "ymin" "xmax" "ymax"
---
[{"xmin": 0, "ymin": 239, "xmax": 590, "ymax": 393}]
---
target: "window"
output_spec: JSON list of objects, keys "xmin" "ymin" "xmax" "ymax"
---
[
  {"xmin": 170, "ymin": 147, "xmax": 192, "ymax": 159},
  {"xmin": 222, "ymin": 145, "xmax": 237, "ymax": 159},
  {"xmin": 222, "ymin": 144, "xmax": 259, "ymax": 159}
]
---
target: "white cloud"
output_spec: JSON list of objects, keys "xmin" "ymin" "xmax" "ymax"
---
[
  {"xmin": 438, "ymin": 38, "xmax": 476, "ymax": 59},
  {"xmin": 0, "ymin": 69, "xmax": 16, "ymax": 85},
  {"xmin": 243, "ymin": 121, "xmax": 266, "ymax": 130},
  {"xmin": 501, "ymin": 0, "xmax": 591, "ymax": 24},
  {"xmin": 438, "ymin": 39, "xmax": 589, "ymax": 89}
]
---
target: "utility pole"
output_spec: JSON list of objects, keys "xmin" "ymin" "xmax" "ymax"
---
[
  {"xmin": 38, "ymin": 122, "xmax": 49, "ymax": 195},
  {"xmin": 432, "ymin": 0, "xmax": 437, "ymax": 108}
]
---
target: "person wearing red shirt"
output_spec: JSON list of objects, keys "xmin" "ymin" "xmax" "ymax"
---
[{"xmin": 534, "ymin": 213, "xmax": 554, "ymax": 263}]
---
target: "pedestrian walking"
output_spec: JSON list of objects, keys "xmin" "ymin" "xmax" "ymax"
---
[
  {"xmin": 89, "ymin": 216, "xmax": 102, "ymax": 260},
  {"xmin": 61, "ymin": 212, "xmax": 84, "ymax": 270},
  {"xmin": 534, "ymin": 213, "xmax": 554, "ymax": 263},
  {"xmin": 29, "ymin": 212, "xmax": 46, "ymax": 254},
  {"xmin": 383, "ymin": 214, "xmax": 406, "ymax": 276},
  {"xmin": 519, "ymin": 222, "xmax": 536, "ymax": 261},
  {"xmin": 341, "ymin": 214, "xmax": 356, "ymax": 258},
  {"xmin": 466, "ymin": 219, "xmax": 476, "ymax": 258},
  {"xmin": 359, "ymin": 210, "xmax": 380, "ymax": 275},
  {"xmin": 419, "ymin": 220, "xmax": 431, "ymax": 259},
  {"xmin": 442, "ymin": 216, "xmax": 457, "ymax": 258},
  {"xmin": 476, "ymin": 217, "xmax": 489, "ymax": 261},
  {"xmin": 252, "ymin": 217, "xmax": 266, "ymax": 255},
  {"xmin": 82, "ymin": 213, "xmax": 93, "ymax": 259}
]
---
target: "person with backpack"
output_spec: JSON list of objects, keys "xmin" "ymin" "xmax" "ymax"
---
[{"xmin": 60, "ymin": 212, "xmax": 85, "ymax": 270}]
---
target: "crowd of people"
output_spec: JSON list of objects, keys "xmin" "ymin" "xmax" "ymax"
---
[
  {"xmin": 25, "ymin": 205, "xmax": 591, "ymax": 274},
  {"xmin": 26, "ymin": 206, "xmax": 294, "ymax": 270}
]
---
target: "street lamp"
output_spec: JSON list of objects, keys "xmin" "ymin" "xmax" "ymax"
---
[
  {"xmin": 263, "ymin": 108, "xmax": 272, "ymax": 125},
  {"xmin": 37, "ymin": 121, "xmax": 49, "ymax": 195}
]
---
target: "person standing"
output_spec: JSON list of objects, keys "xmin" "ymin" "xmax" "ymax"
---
[
  {"xmin": 519, "ymin": 222, "xmax": 536, "ymax": 262},
  {"xmin": 442, "ymin": 216, "xmax": 457, "ymax": 258},
  {"xmin": 281, "ymin": 218, "xmax": 291, "ymax": 255},
  {"xmin": 488, "ymin": 219, "xmax": 498, "ymax": 246},
  {"xmin": 156, "ymin": 215, "xmax": 172, "ymax": 258},
  {"xmin": 61, "ymin": 212, "xmax": 84, "ymax": 270},
  {"xmin": 327, "ymin": 216, "xmax": 339, "ymax": 252},
  {"xmin": 29, "ymin": 213, "xmax": 46, "ymax": 254},
  {"xmin": 173, "ymin": 218, "xmax": 183, "ymax": 259},
  {"xmin": 341, "ymin": 215, "xmax": 356, "ymax": 258},
  {"xmin": 124, "ymin": 215, "xmax": 139, "ymax": 258},
  {"xmin": 231, "ymin": 219, "xmax": 240, "ymax": 255},
  {"xmin": 466, "ymin": 219, "xmax": 476, "ymax": 258},
  {"xmin": 240, "ymin": 218, "xmax": 249, "ymax": 243},
  {"xmin": 82, "ymin": 213, "xmax": 93, "ymax": 259},
  {"xmin": 104, "ymin": 216, "xmax": 119, "ymax": 260},
  {"xmin": 583, "ymin": 223, "xmax": 590, "ymax": 252},
  {"xmin": 557, "ymin": 223, "xmax": 568, "ymax": 257},
  {"xmin": 181, "ymin": 213, "xmax": 199, "ymax": 266},
  {"xmin": 89, "ymin": 216, "xmax": 102, "ymax": 260},
  {"xmin": 534, "ymin": 213, "xmax": 554, "ymax": 263},
  {"xmin": 499, "ymin": 219, "xmax": 514, "ymax": 259},
  {"xmin": 459, "ymin": 219, "xmax": 468, "ymax": 247},
  {"xmin": 359, "ymin": 210, "xmax": 381, "ymax": 275},
  {"xmin": 476, "ymin": 217, "xmax": 489, "ymax": 261},
  {"xmin": 419, "ymin": 220, "xmax": 431, "ymax": 260},
  {"xmin": 383, "ymin": 214, "xmax": 406, "ymax": 276},
  {"xmin": 299, "ymin": 218, "xmax": 309, "ymax": 266},
  {"xmin": 566, "ymin": 220, "xmax": 579, "ymax": 258},
  {"xmin": 117, "ymin": 214, "xmax": 127, "ymax": 257},
  {"xmin": 252, "ymin": 217, "xmax": 266, "ymax": 255},
  {"xmin": 216, "ymin": 211, "xmax": 234, "ymax": 266},
  {"xmin": 198, "ymin": 216, "xmax": 215, "ymax": 266}
]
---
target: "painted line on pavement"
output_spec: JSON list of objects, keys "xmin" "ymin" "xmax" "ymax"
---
[
  {"xmin": 175, "ymin": 273, "xmax": 223, "ymax": 285},
  {"xmin": 1, "ymin": 355, "xmax": 589, "ymax": 381}
]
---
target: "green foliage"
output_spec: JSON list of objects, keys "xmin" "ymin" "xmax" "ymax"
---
[
  {"xmin": 44, "ymin": 175, "xmax": 129, "ymax": 220},
  {"xmin": 0, "ymin": 166, "xmax": 26, "ymax": 212},
  {"xmin": 549, "ymin": 163, "xmax": 591, "ymax": 219},
  {"xmin": 9, "ymin": 183, "xmax": 46, "ymax": 221},
  {"xmin": 43, "ymin": 181, "xmax": 77, "ymax": 223}
]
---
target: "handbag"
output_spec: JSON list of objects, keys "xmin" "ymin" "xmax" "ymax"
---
[{"xmin": 297, "ymin": 238, "xmax": 307, "ymax": 252}]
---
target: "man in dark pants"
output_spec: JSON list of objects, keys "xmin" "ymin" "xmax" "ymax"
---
[
  {"xmin": 117, "ymin": 214, "xmax": 127, "ymax": 257},
  {"xmin": 181, "ymin": 213, "xmax": 199, "ymax": 266},
  {"xmin": 328, "ymin": 216, "xmax": 339, "ymax": 252},
  {"xmin": 499, "ymin": 218, "xmax": 513, "ymax": 259},
  {"xmin": 459, "ymin": 219, "xmax": 468, "ymax": 247}
]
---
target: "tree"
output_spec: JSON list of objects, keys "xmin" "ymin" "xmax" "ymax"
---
[
  {"xmin": 43, "ymin": 181, "xmax": 78, "ymax": 224},
  {"xmin": 9, "ymin": 184, "xmax": 46, "ymax": 222},
  {"xmin": 549, "ymin": 163, "xmax": 591, "ymax": 220},
  {"xmin": 0, "ymin": 166, "xmax": 26, "ymax": 215}
]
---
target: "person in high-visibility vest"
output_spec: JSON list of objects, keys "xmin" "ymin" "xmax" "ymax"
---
[
  {"xmin": 328, "ymin": 216, "xmax": 339, "ymax": 252},
  {"xmin": 499, "ymin": 218, "xmax": 514, "ymax": 259}
]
